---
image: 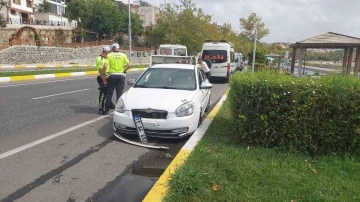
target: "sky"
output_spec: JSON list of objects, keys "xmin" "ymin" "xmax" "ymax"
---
[{"xmin": 122, "ymin": 0, "xmax": 360, "ymax": 43}]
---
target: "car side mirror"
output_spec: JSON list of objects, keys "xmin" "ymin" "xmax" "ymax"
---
[
  {"xmin": 200, "ymin": 82, "xmax": 212, "ymax": 89},
  {"xmin": 127, "ymin": 79, "xmax": 135, "ymax": 86}
]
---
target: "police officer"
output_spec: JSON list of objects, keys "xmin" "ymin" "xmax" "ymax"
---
[
  {"xmin": 96, "ymin": 45, "xmax": 114, "ymax": 115},
  {"xmin": 101, "ymin": 43, "xmax": 131, "ymax": 113}
]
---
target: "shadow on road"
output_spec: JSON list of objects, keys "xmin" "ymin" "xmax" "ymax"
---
[{"xmin": 69, "ymin": 105, "xmax": 99, "ymax": 114}]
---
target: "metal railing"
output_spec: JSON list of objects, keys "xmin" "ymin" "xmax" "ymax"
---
[
  {"xmin": 6, "ymin": 39, "xmax": 155, "ymax": 51},
  {"xmin": 6, "ymin": 18, "xmax": 78, "ymax": 27}
]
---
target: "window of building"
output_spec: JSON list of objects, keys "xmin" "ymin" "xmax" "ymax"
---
[
  {"xmin": 26, "ymin": 0, "xmax": 31, "ymax": 8},
  {"xmin": 10, "ymin": 9, "xmax": 16, "ymax": 15},
  {"xmin": 12, "ymin": 0, "xmax": 21, "ymax": 5}
]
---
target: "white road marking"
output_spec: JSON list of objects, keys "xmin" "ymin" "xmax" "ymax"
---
[
  {"xmin": 70, "ymin": 72, "xmax": 86, "ymax": 76},
  {"xmin": 34, "ymin": 74, "xmax": 56, "ymax": 79},
  {"xmin": 0, "ymin": 77, "xmax": 91, "ymax": 88},
  {"xmin": 0, "ymin": 77, "xmax": 11, "ymax": 82},
  {"xmin": 32, "ymin": 89, "xmax": 89, "ymax": 100},
  {"xmin": 0, "ymin": 113, "xmax": 114, "ymax": 160}
]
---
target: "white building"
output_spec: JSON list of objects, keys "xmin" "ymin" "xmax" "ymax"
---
[
  {"xmin": 32, "ymin": 0, "xmax": 76, "ymax": 27},
  {"xmin": 0, "ymin": 0, "xmax": 34, "ymax": 24},
  {"xmin": 34, "ymin": 0, "xmax": 66, "ymax": 15},
  {"xmin": 124, "ymin": 0, "xmax": 159, "ymax": 28}
]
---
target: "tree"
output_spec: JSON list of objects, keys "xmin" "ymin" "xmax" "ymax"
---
[
  {"xmin": 35, "ymin": 0, "xmax": 52, "ymax": 13},
  {"xmin": 240, "ymin": 13, "xmax": 270, "ymax": 40},
  {"xmin": 0, "ymin": 0, "xmax": 8, "ymax": 28},
  {"xmin": 122, "ymin": 12, "xmax": 144, "ymax": 37},
  {"xmin": 65, "ymin": 0, "xmax": 92, "ymax": 28},
  {"xmin": 267, "ymin": 43, "xmax": 284, "ymax": 55},
  {"xmin": 145, "ymin": 0, "xmax": 216, "ymax": 54},
  {"xmin": 86, "ymin": 0, "xmax": 125, "ymax": 36},
  {"xmin": 248, "ymin": 43, "xmax": 267, "ymax": 65},
  {"xmin": 65, "ymin": 0, "xmax": 143, "ymax": 39},
  {"xmin": 144, "ymin": 0, "xmax": 271, "ymax": 56}
]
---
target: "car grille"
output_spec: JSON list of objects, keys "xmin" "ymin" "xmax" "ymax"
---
[
  {"xmin": 131, "ymin": 109, "xmax": 168, "ymax": 119},
  {"xmin": 114, "ymin": 126, "xmax": 188, "ymax": 138}
]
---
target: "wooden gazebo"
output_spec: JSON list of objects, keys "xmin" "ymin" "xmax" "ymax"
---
[
  {"xmin": 290, "ymin": 32, "xmax": 360, "ymax": 77},
  {"xmin": 265, "ymin": 53, "xmax": 283, "ymax": 68}
]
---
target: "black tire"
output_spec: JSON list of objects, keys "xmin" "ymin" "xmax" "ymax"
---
[
  {"xmin": 225, "ymin": 73, "xmax": 231, "ymax": 83},
  {"xmin": 198, "ymin": 111, "xmax": 202, "ymax": 127},
  {"xmin": 205, "ymin": 95, "xmax": 211, "ymax": 112},
  {"xmin": 203, "ymin": 59, "xmax": 212, "ymax": 69}
]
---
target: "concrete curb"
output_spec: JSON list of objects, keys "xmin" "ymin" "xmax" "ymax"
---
[
  {"xmin": 142, "ymin": 89, "xmax": 230, "ymax": 202},
  {"xmin": 0, "ymin": 68, "xmax": 148, "ymax": 83},
  {"xmin": 0, "ymin": 64, "xmax": 95, "ymax": 69}
]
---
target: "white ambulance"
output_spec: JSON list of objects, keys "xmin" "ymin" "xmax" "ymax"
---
[{"xmin": 200, "ymin": 40, "xmax": 236, "ymax": 82}]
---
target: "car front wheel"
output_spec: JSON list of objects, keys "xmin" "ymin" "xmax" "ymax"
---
[
  {"xmin": 205, "ymin": 95, "xmax": 211, "ymax": 112},
  {"xmin": 197, "ymin": 111, "xmax": 202, "ymax": 127}
]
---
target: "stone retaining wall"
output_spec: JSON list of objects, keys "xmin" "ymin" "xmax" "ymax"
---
[{"xmin": 0, "ymin": 45, "xmax": 154, "ymax": 65}]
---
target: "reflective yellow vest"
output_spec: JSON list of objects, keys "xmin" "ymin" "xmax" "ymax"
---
[
  {"xmin": 96, "ymin": 55, "xmax": 109, "ymax": 76},
  {"xmin": 106, "ymin": 52, "xmax": 129, "ymax": 74}
]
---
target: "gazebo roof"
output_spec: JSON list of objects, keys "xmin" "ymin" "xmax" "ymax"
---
[
  {"xmin": 265, "ymin": 53, "xmax": 281, "ymax": 57},
  {"xmin": 290, "ymin": 32, "xmax": 360, "ymax": 48}
]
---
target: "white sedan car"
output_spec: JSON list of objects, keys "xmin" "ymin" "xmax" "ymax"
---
[{"xmin": 113, "ymin": 63, "xmax": 212, "ymax": 139}]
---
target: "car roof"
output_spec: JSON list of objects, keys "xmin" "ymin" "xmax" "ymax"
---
[{"xmin": 149, "ymin": 64, "xmax": 196, "ymax": 70}]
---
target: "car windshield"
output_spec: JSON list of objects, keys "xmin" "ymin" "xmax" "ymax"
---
[
  {"xmin": 202, "ymin": 50, "xmax": 228, "ymax": 63},
  {"xmin": 174, "ymin": 48, "xmax": 187, "ymax": 56},
  {"xmin": 134, "ymin": 68, "xmax": 196, "ymax": 91}
]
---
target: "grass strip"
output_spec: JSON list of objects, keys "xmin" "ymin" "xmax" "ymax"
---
[
  {"xmin": 163, "ymin": 100, "xmax": 360, "ymax": 202},
  {"xmin": 0, "ymin": 65, "xmax": 148, "ymax": 77}
]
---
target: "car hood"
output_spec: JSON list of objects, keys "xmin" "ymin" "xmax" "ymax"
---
[{"xmin": 122, "ymin": 87, "xmax": 197, "ymax": 112}]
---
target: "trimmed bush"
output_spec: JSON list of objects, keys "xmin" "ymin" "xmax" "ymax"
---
[{"xmin": 229, "ymin": 70, "xmax": 360, "ymax": 156}]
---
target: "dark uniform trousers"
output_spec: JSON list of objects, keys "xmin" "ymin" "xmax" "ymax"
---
[
  {"xmin": 97, "ymin": 76, "xmax": 107, "ymax": 112},
  {"xmin": 105, "ymin": 75, "xmax": 125, "ymax": 111},
  {"xmin": 205, "ymin": 71, "xmax": 211, "ymax": 81}
]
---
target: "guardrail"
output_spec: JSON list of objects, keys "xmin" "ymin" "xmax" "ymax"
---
[
  {"xmin": 6, "ymin": 18, "xmax": 77, "ymax": 27},
  {"xmin": 5, "ymin": 39, "xmax": 155, "ymax": 51}
]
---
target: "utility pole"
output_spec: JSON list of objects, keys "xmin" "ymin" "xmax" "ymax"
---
[
  {"xmin": 128, "ymin": 0, "xmax": 132, "ymax": 63},
  {"xmin": 252, "ymin": 29, "xmax": 257, "ymax": 73}
]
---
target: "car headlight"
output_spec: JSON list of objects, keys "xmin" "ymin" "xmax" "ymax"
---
[
  {"xmin": 174, "ymin": 102, "xmax": 194, "ymax": 117},
  {"xmin": 115, "ymin": 98, "xmax": 125, "ymax": 113}
]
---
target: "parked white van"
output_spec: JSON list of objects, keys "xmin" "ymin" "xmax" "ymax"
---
[
  {"xmin": 158, "ymin": 44, "xmax": 188, "ymax": 56},
  {"xmin": 200, "ymin": 40, "xmax": 236, "ymax": 82}
]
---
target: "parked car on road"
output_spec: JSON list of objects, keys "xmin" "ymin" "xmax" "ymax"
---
[{"xmin": 113, "ymin": 61, "xmax": 212, "ymax": 139}]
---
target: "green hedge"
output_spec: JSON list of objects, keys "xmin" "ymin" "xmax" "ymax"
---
[{"xmin": 229, "ymin": 70, "xmax": 360, "ymax": 155}]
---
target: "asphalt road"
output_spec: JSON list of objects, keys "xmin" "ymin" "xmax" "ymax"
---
[{"xmin": 0, "ymin": 72, "xmax": 229, "ymax": 202}]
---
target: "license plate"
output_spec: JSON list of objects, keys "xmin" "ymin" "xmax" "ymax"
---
[
  {"xmin": 133, "ymin": 114, "xmax": 148, "ymax": 144},
  {"xmin": 143, "ymin": 122, "xmax": 156, "ymax": 128}
]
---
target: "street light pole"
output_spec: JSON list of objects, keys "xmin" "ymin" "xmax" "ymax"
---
[
  {"xmin": 128, "ymin": 0, "xmax": 132, "ymax": 63},
  {"xmin": 251, "ymin": 28, "xmax": 257, "ymax": 73}
]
